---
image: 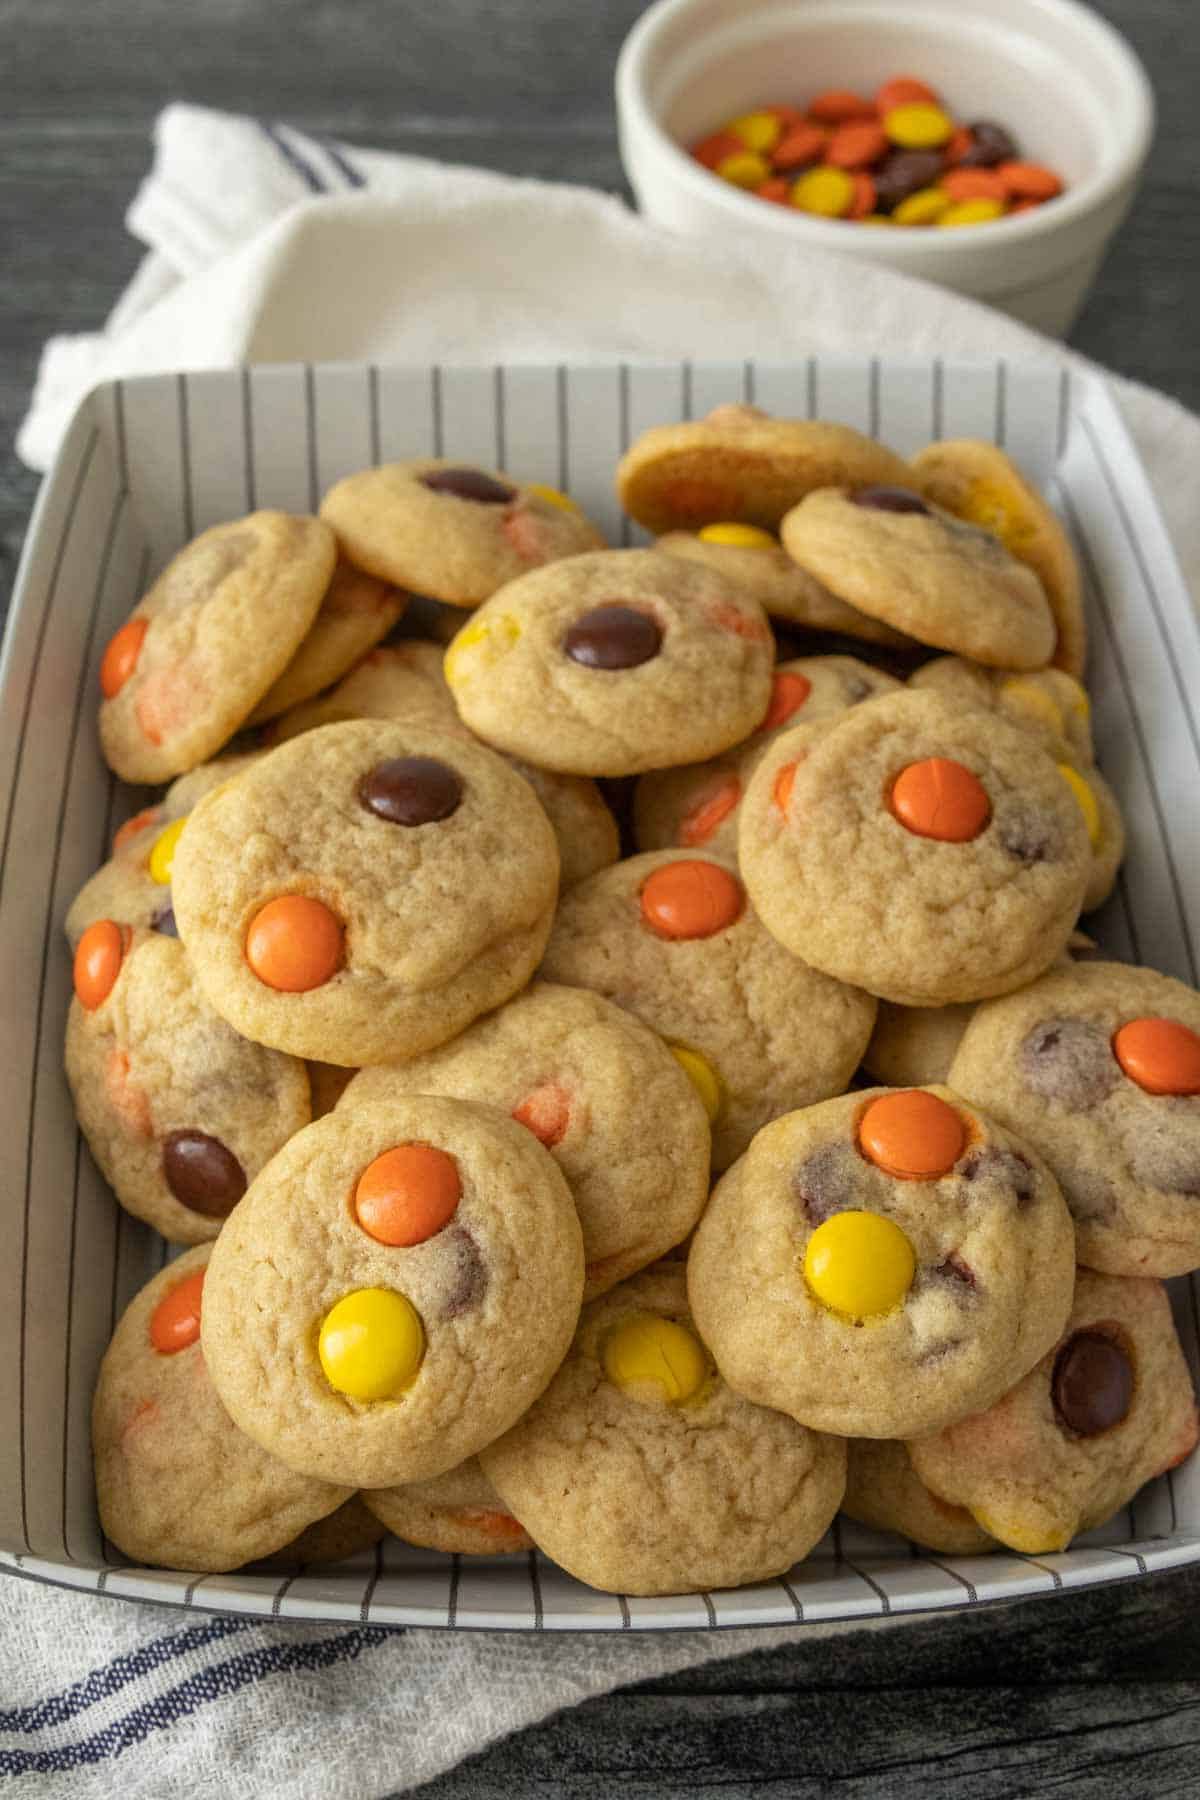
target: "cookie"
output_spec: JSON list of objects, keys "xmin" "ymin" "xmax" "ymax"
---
[
  {"xmin": 616, "ymin": 406, "xmax": 914, "ymax": 535},
  {"xmin": 909, "ymin": 655, "xmax": 1094, "ymax": 769},
  {"xmin": 171, "ymin": 720, "xmax": 559, "ymax": 1065},
  {"xmin": 633, "ymin": 656, "xmax": 901, "ymax": 859},
  {"xmin": 479, "ymin": 1264, "xmax": 845, "ymax": 1596},
  {"xmin": 257, "ymin": 1494, "xmax": 387, "ymax": 1570},
  {"xmin": 93, "ymin": 1247, "xmax": 350, "ymax": 1571},
  {"xmin": 540, "ymin": 850, "xmax": 875, "ymax": 1170},
  {"xmin": 98, "ymin": 512, "xmax": 336, "ymax": 783},
  {"xmin": 841, "ymin": 1439, "xmax": 996, "ymax": 1555},
  {"xmin": 66, "ymin": 929, "xmax": 310, "ymax": 1244},
  {"xmin": 201, "ymin": 1095, "xmax": 584, "ymax": 1487},
  {"xmin": 911, "ymin": 439, "xmax": 1086, "ymax": 678},
  {"xmin": 862, "ymin": 1000, "xmax": 979, "ymax": 1090},
  {"xmin": 320, "ymin": 460, "xmax": 604, "ymax": 607},
  {"xmin": 687, "ymin": 1087, "xmax": 1076, "ymax": 1438},
  {"xmin": 781, "ymin": 486, "xmax": 1055, "ymax": 670},
  {"xmin": 910, "ymin": 1271, "xmax": 1199, "ymax": 1552},
  {"xmin": 364, "ymin": 1458, "xmax": 533, "ymax": 1556},
  {"xmin": 655, "ymin": 527, "xmax": 914, "ymax": 648},
  {"xmin": 340, "ymin": 982, "xmax": 711, "ymax": 1298},
  {"xmin": 948, "ymin": 960, "xmax": 1200, "ymax": 1276},
  {"xmin": 246, "ymin": 561, "xmax": 408, "ymax": 725},
  {"xmin": 738, "ymin": 690, "xmax": 1091, "ymax": 1005},
  {"xmin": 1073, "ymin": 765, "xmax": 1125, "ymax": 913},
  {"xmin": 444, "ymin": 549, "xmax": 774, "ymax": 778},
  {"xmin": 64, "ymin": 753, "xmax": 260, "ymax": 949}
]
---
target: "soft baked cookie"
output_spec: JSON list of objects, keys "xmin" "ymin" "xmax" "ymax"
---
[
  {"xmin": 910, "ymin": 1271, "xmax": 1199, "ymax": 1552},
  {"xmin": 687, "ymin": 1087, "xmax": 1076, "ymax": 1438},
  {"xmin": 444, "ymin": 549, "xmax": 774, "ymax": 778},
  {"xmin": 948, "ymin": 961, "xmax": 1200, "ymax": 1276},
  {"xmin": 909, "ymin": 656, "xmax": 1094, "ymax": 768},
  {"xmin": 246, "ymin": 561, "xmax": 408, "ymax": 724},
  {"xmin": 862, "ymin": 1000, "xmax": 979, "ymax": 1090},
  {"xmin": 616, "ymin": 406, "xmax": 914, "ymax": 535},
  {"xmin": 364, "ymin": 1457, "xmax": 533, "ymax": 1556},
  {"xmin": 479, "ymin": 1264, "xmax": 845, "ymax": 1596},
  {"xmin": 67, "ymin": 929, "xmax": 309, "ymax": 1244},
  {"xmin": 655, "ymin": 526, "xmax": 914, "ymax": 648},
  {"xmin": 781, "ymin": 487, "xmax": 1055, "ymax": 670},
  {"xmin": 257, "ymin": 1494, "xmax": 387, "ymax": 1570},
  {"xmin": 1073, "ymin": 765, "xmax": 1125, "ymax": 913},
  {"xmin": 540, "ymin": 850, "xmax": 875, "ymax": 1170},
  {"xmin": 98, "ymin": 512, "xmax": 336, "ymax": 783},
  {"xmin": 738, "ymin": 690, "xmax": 1090, "ymax": 1005},
  {"xmin": 320, "ymin": 460, "xmax": 604, "ymax": 607},
  {"xmin": 841, "ymin": 1439, "xmax": 996, "ymax": 1555},
  {"xmin": 93, "ymin": 1247, "xmax": 350, "ymax": 1571},
  {"xmin": 201, "ymin": 1096, "xmax": 584, "ymax": 1487},
  {"xmin": 340, "ymin": 982, "xmax": 711, "ymax": 1298},
  {"xmin": 911, "ymin": 439, "xmax": 1086, "ymax": 678},
  {"xmin": 633, "ymin": 656, "xmax": 901, "ymax": 858},
  {"xmin": 171, "ymin": 720, "xmax": 559, "ymax": 1065}
]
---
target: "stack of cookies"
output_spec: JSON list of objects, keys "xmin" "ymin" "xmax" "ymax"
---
[{"xmin": 73, "ymin": 414, "xmax": 1199, "ymax": 1596}]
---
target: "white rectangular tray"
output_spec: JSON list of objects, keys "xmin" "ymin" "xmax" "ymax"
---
[{"xmin": 3, "ymin": 356, "xmax": 1199, "ymax": 1630}]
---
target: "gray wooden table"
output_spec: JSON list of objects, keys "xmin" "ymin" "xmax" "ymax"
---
[{"xmin": 4, "ymin": 1, "xmax": 1200, "ymax": 1793}]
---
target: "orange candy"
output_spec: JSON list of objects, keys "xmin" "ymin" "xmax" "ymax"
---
[
  {"xmin": 809, "ymin": 90, "xmax": 875, "ymax": 124},
  {"xmin": 245, "ymin": 895, "xmax": 343, "ymax": 992},
  {"xmin": 998, "ymin": 162, "xmax": 1063, "ymax": 200},
  {"xmin": 773, "ymin": 761, "xmax": 799, "ymax": 815},
  {"xmin": 761, "ymin": 671, "xmax": 813, "ymax": 732},
  {"xmin": 890, "ymin": 758, "xmax": 990, "ymax": 842},
  {"xmin": 73, "ymin": 919, "xmax": 130, "ymax": 1010},
  {"xmin": 858, "ymin": 1090, "xmax": 966, "ymax": 1180},
  {"xmin": 756, "ymin": 176, "xmax": 793, "ymax": 205},
  {"xmin": 764, "ymin": 103, "xmax": 805, "ymax": 128},
  {"xmin": 940, "ymin": 167, "xmax": 1008, "ymax": 203},
  {"xmin": 944, "ymin": 125, "xmax": 975, "ymax": 166},
  {"xmin": 513, "ymin": 1080, "xmax": 573, "ymax": 1148},
  {"xmin": 100, "ymin": 618, "xmax": 148, "ymax": 700},
  {"xmin": 771, "ymin": 122, "xmax": 827, "ymax": 170},
  {"xmin": 825, "ymin": 121, "xmax": 888, "ymax": 169},
  {"xmin": 1112, "ymin": 1018, "xmax": 1200, "ymax": 1097},
  {"xmin": 679, "ymin": 775, "xmax": 742, "ymax": 847},
  {"xmin": 149, "ymin": 1268, "xmax": 206, "ymax": 1355},
  {"xmin": 875, "ymin": 76, "xmax": 940, "ymax": 114},
  {"xmin": 112, "ymin": 807, "xmax": 161, "ymax": 852},
  {"xmin": 640, "ymin": 860, "xmax": 743, "ymax": 940},
  {"xmin": 847, "ymin": 172, "xmax": 877, "ymax": 219},
  {"xmin": 354, "ymin": 1143, "xmax": 462, "ymax": 1247},
  {"xmin": 692, "ymin": 130, "xmax": 743, "ymax": 170}
]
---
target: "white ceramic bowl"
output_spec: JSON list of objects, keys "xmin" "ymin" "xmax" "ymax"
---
[{"xmin": 616, "ymin": 0, "xmax": 1155, "ymax": 337}]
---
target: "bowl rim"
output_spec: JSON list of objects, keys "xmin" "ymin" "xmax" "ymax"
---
[{"xmin": 615, "ymin": 0, "xmax": 1157, "ymax": 250}]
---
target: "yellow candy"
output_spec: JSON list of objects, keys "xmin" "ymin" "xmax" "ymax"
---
[
  {"xmin": 860, "ymin": 214, "xmax": 895, "ymax": 226},
  {"xmin": 668, "ymin": 1043, "xmax": 723, "ymax": 1125},
  {"xmin": 939, "ymin": 198, "xmax": 1005, "ymax": 228},
  {"xmin": 603, "ymin": 1315, "xmax": 707, "ymax": 1406},
  {"xmin": 1065, "ymin": 679, "xmax": 1091, "ymax": 722},
  {"xmin": 1000, "ymin": 677, "xmax": 1064, "ymax": 736},
  {"xmin": 971, "ymin": 1506, "xmax": 1071, "ymax": 1555},
  {"xmin": 726, "ymin": 111, "xmax": 782, "ymax": 154},
  {"xmin": 803, "ymin": 1210, "xmax": 916, "ymax": 1322},
  {"xmin": 1058, "ymin": 764, "xmax": 1102, "ymax": 849},
  {"xmin": 444, "ymin": 613, "xmax": 520, "ymax": 687},
  {"xmin": 893, "ymin": 187, "xmax": 951, "ymax": 226},
  {"xmin": 884, "ymin": 103, "xmax": 953, "ymax": 149},
  {"xmin": 790, "ymin": 166, "xmax": 855, "ymax": 218},
  {"xmin": 527, "ymin": 482, "xmax": 578, "ymax": 512},
  {"xmin": 318, "ymin": 1287, "xmax": 425, "ymax": 1402},
  {"xmin": 697, "ymin": 522, "xmax": 777, "ymax": 550},
  {"xmin": 959, "ymin": 479, "xmax": 1036, "ymax": 549},
  {"xmin": 148, "ymin": 817, "xmax": 187, "ymax": 886},
  {"xmin": 715, "ymin": 150, "xmax": 770, "ymax": 190}
]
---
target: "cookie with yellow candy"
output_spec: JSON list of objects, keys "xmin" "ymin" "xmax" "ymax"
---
[
  {"xmin": 687, "ymin": 1087, "xmax": 1075, "ymax": 1438},
  {"xmin": 616, "ymin": 404, "xmax": 914, "ymax": 535},
  {"xmin": 93, "ymin": 1247, "xmax": 350, "ymax": 1572},
  {"xmin": 340, "ymin": 982, "xmax": 711, "ymax": 1299},
  {"xmin": 909, "ymin": 655, "xmax": 1094, "ymax": 768},
  {"xmin": 911, "ymin": 439, "xmax": 1086, "ymax": 678},
  {"xmin": 479, "ymin": 1263, "xmax": 845, "ymax": 1596},
  {"xmin": 910, "ymin": 1272, "xmax": 1199, "ymax": 1553},
  {"xmin": 540, "ymin": 850, "xmax": 876, "ymax": 1171},
  {"xmin": 320, "ymin": 459, "xmax": 605, "ymax": 608},
  {"xmin": 1063, "ymin": 764, "xmax": 1125, "ymax": 913},
  {"xmin": 246, "ymin": 561, "xmax": 409, "ymax": 725},
  {"xmin": 841, "ymin": 1439, "xmax": 996, "ymax": 1555},
  {"xmin": 201, "ymin": 1095, "xmax": 584, "ymax": 1488},
  {"xmin": 364, "ymin": 1457, "xmax": 533, "ymax": 1556}
]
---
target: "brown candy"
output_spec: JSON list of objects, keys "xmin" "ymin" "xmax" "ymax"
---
[
  {"xmin": 961, "ymin": 121, "xmax": 1018, "ymax": 168},
  {"xmin": 358, "ymin": 756, "xmax": 463, "ymax": 826},
  {"xmin": 421, "ymin": 467, "xmax": 515, "ymax": 505},
  {"xmin": 162, "ymin": 1130, "xmax": 247, "ymax": 1218},
  {"xmin": 1052, "ymin": 1330, "xmax": 1134, "ymax": 1437},
  {"xmin": 850, "ymin": 486, "xmax": 930, "ymax": 515},
  {"xmin": 564, "ymin": 605, "xmax": 663, "ymax": 670},
  {"xmin": 152, "ymin": 904, "xmax": 179, "ymax": 937},
  {"xmin": 793, "ymin": 1144, "xmax": 856, "ymax": 1225},
  {"xmin": 1020, "ymin": 1018, "xmax": 1120, "ymax": 1110},
  {"xmin": 872, "ymin": 149, "xmax": 945, "ymax": 209},
  {"xmin": 440, "ymin": 1225, "xmax": 488, "ymax": 1319}
]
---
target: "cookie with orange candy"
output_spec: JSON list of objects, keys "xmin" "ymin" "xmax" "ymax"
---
[
  {"xmin": 98, "ymin": 512, "xmax": 336, "ymax": 785},
  {"xmin": 949, "ymin": 961, "xmax": 1200, "ymax": 1277},
  {"xmin": 93, "ymin": 1247, "xmax": 350, "ymax": 1571},
  {"xmin": 66, "ymin": 929, "xmax": 309, "ymax": 1244},
  {"xmin": 246, "ymin": 560, "xmax": 408, "ymax": 725},
  {"xmin": 201, "ymin": 1095, "xmax": 583, "ymax": 1488},
  {"xmin": 633, "ymin": 655, "xmax": 901, "ymax": 859},
  {"xmin": 841, "ymin": 1439, "xmax": 996, "ymax": 1555},
  {"xmin": 363, "ymin": 1458, "xmax": 533, "ymax": 1557},
  {"xmin": 738, "ymin": 689, "xmax": 1091, "ymax": 1005},
  {"xmin": 687, "ymin": 1087, "xmax": 1076, "ymax": 1439},
  {"xmin": 539, "ymin": 849, "xmax": 876, "ymax": 1171},
  {"xmin": 320, "ymin": 460, "xmax": 604, "ymax": 608},
  {"xmin": 909, "ymin": 1271, "xmax": 1199, "ymax": 1553},
  {"xmin": 478, "ymin": 1263, "xmax": 846, "ymax": 1596},
  {"xmin": 170, "ymin": 719, "xmax": 559, "ymax": 1065},
  {"xmin": 340, "ymin": 982, "xmax": 711, "ymax": 1300}
]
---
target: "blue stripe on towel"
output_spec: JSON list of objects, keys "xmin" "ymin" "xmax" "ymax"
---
[
  {"xmin": 258, "ymin": 121, "xmax": 327, "ymax": 193},
  {"xmin": 0, "ymin": 1619, "xmax": 250, "ymax": 1734}
]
